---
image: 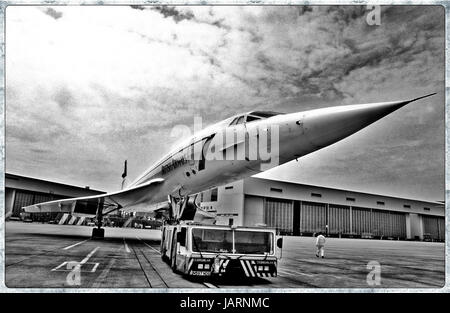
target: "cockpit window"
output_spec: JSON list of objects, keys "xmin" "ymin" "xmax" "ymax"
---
[
  {"xmin": 229, "ymin": 116, "xmax": 245, "ymax": 126},
  {"xmin": 229, "ymin": 112, "xmax": 281, "ymax": 126},
  {"xmin": 246, "ymin": 115, "xmax": 261, "ymax": 123},
  {"xmin": 249, "ymin": 111, "xmax": 284, "ymax": 118},
  {"xmin": 229, "ymin": 117, "xmax": 239, "ymax": 126},
  {"xmin": 236, "ymin": 116, "xmax": 245, "ymax": 125}
]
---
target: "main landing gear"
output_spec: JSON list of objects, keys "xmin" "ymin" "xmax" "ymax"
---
[
  {"xmin": 91, "ymin": 227, "xmax": 104, "ymax": 239},
  {"xmin": 91, "ymin": 199, "xmax": 105, "ymax": 239}
]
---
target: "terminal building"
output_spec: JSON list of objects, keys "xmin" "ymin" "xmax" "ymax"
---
[
  {"xmin": 200, "ymin": 177, "xmax": 445, "ymax": 241},
  {"xmin": 5, "ymin": 173, "xmax": 105, "ymax": 220}
]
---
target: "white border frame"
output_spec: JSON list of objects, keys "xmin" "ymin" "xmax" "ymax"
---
[{"xmin": 0, "ymin": 0, "xmax": 447, "ymax": 293}]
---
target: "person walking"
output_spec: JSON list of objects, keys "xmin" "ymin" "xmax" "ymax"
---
[{"xmin": 315, "ymin": 232, "xmax": 326, "ymax": 258}]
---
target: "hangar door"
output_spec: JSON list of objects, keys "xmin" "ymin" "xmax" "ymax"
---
[
  {"xmin": 264, "ymin": 198, "xmax": 294, "ymax": 235},
  {"xmin": 371, "ymin": 210, "xmax": 406, "ymax": 238},
  {"xmin": 12, "ymin": 191, "xmax": 35, "ymax": 217},
  {"xmin": 422, "ymin": 215, "xmax": 445, "ymax": 241},
  {"xmin": 300, "ymin": 201, "xmax": 327, "ymax": 234},
  {"xmin": 371, "ymin": 210, "xmax": 391, "ymax": 237},
  {"xmin": 389, "ymin": 211, "xmax": 407, "ymax": 238},
  {"xmin": 352, "ymin": 207, "xmax": 372, "ymax": 235},
  {"xmin": 352, "ymin": 207, "xmax": 406, "ymax": 238},
  {"xmin": 12, "ymin": 190, "xmax": 60, "ymax": 217},
  {"xmin": 328, "ymin": 205, "xmax": 350, "ymax": 235}
]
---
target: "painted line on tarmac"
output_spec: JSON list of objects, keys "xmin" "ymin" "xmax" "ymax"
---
[
  {"xmin": 92, "ymin": 258, "xmax": 116, "ymax": 288},
  {"xmin": 63, "ymin": 239, "xmax": 89, "ymax": 250},
  {"xmin": 80, "ymin": 247, "xmax": 100, "ymax": 265},
  {"xmin": 51, "ymin": 262, "xmax": 67, "ymax": 271},
  {"xmin": 51, "ymin": 261, "xmax": 99, "ymax": 273},
  {"xmin": 51, "ymin": 247, "xmax": 100, "ymax": 272},
  {"xmin": 91, "ymin": 263, "xmax": 100, "ymax": 272},
  {"xmin": 136, "ymin": 237, "xmax": 161, "ymax": 254},
  {"xmin": 91, "ymin": 244, "xmax": 126, "ymax": 287},
  {"xmin": 278, "ymin": 268, "xmax": 315, "ymax": 278},
  {"xmin": 123, "ymin": 239, "xmax": 131, "ymax": 253}
]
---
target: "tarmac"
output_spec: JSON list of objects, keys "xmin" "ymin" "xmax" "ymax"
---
[{"xmin": 4, "ymin": 222, "xmax": 445, "ymax": 289}]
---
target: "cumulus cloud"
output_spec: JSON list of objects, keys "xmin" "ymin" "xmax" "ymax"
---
[{"xmin": 5, "ymin": 5, "xmax": 444, "ymax": 200}]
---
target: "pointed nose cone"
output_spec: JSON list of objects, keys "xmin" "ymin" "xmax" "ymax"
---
[{"xmin": 303, "ymin": 93, "xmax": 436, "ymax": 149}]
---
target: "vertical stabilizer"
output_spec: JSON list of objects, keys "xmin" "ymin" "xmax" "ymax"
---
[{"xmin": 121, "ymin": 160, "xmax": 128, "ymax": 190}]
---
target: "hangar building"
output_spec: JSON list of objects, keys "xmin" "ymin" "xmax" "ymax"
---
[
  {"xmin": 5, "ymin": 173, "xmax": 105, "ymax": 219},
  {"xmin": 5, "ymin": 173, "xmax": 445, "ymax": 241},
  {"xmin": 200, "ymin": 177, "xmax": 445, "ymax": 241}
]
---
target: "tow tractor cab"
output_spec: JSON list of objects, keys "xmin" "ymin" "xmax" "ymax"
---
[{"xmin": 161, "ymin": 222, "xmax": 283, "ymax": 278}]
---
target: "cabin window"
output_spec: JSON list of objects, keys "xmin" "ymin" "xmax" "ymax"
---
[
  {"xmin": 377, "ymin": 201, "xmax": 385, "ymax": 206},
  {"xmin": 403, "ymin": 204, "xmax": 411, "ymax": 209},
  {"xmin": 424, "ymin": 207, "xmax": 431, "ymax": 211},
  {"xmin": 311, "ymin": 193, "xmax": 322, "ymax": 198},
  {"xmin": 346, "ymin": 197, "xmax": 355, "ymax": 202},
  {"xmin": 225, "ymin": 186, "xmax": 233, "ymax": 190},
  {"xmin": 270, "ymin": 187, "xmax": 283, "ymax": 193}
]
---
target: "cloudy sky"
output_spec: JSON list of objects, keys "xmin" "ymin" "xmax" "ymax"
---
[{"xmin": 6, "ymin": 5, "xmax": 445, "ymax": 201}]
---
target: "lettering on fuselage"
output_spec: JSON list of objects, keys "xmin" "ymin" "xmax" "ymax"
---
[{"xmin": 161, "ymin": 157, "xmax": 188, "ymax": 175}]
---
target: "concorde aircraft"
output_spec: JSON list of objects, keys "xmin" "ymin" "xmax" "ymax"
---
[{"xmin": 23, "ymin": 93, "xmax": 436, "ymax": 237}]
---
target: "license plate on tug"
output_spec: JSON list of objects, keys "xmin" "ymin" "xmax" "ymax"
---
[{"xmin": 191, "ymin": 271, "xmax": 211, "ymax": 276}]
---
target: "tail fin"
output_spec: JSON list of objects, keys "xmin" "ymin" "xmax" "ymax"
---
[{"xmin": 121, "ymin": 160, "xmax": 127, "ymax": 190}]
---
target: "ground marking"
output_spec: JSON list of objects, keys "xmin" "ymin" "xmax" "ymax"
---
[
  {"xmin": 92, "ymin": 258, "xmax": 117, "ymax": 288},
  {"xmin": 92, "ymin": 263, "xmax": 100, "ymax": 272},
  {"xmin": 136, "ymin": 237, "xmax": 161, "ymax": 254},
  {"xmin": 63, "ymin": 239, "xmax": 89, "ymax": 250},
  {"xmin": 52, "ymin": 262, "xmax": 67, "ymax": 271},
  {"xmin": 123, "ymin": 239, "xmax": 131, "ymax": 253},
  {"xmin": 51, "ymin": 247, "xmax": 100, "ymax": 272},
  {"xmin": 80, "ymin": 247, "xmax": 100, "ymax": 265},
  {"xmin": 51, "ymin": 261, "xmax": 99, "ymax": 273},
  {"xmin": 278, "ymin": 268, "xmax": 315, "ymax": 278}
]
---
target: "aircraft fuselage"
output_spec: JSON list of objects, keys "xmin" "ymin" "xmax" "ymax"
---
[{"xmin": 123, "ymin": 95, "xmax": 434, "ymax": 208}]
